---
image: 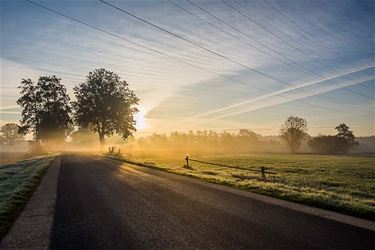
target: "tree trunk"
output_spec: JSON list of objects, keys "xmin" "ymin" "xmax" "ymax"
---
[
  {"xmin": 290, "ymin": 142, "xmax": 296, "ymax": 153},
  {"xmin": 98, "ymin": 132, "xmax": 105, "ymax": 151}
]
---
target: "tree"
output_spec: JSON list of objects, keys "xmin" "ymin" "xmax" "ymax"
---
[
  {"xmin": 0, "ymin": 123, "xmax": 23, "ymax": 145},
  {"xmin": 335, "ymin": 123, "xmax": 358, "ymax": 153},
  {"xmin": 308, "ymin": 135, "xmax": 345, "ymax": 154},
  {"xmin": 237, "ymin": 129, "xmax": 259, "ymax": 152},
  {"xmin": 308, "ymin": 123, "xmax": 358, "ymax": 154},
  {"xmin": 72, "ymin": 68, "xmax": 139, "ymax": 145},
  {"xmin": 17, "ymin": 76, "xmax": 73, "ymax": 144},
  {"xmin": 70, "ymin": 127, "xmax": 98, "ymax": 145},
  {"xmin": 280, "ymin": 116, "xmax": 308, "ymax": 153}
]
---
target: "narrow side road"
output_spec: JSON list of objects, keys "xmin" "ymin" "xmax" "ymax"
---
[{"xmin": 50, "ymin": 155, "xmax": 375, "ymax": 249}]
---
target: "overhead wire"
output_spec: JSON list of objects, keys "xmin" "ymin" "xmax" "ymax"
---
[
  {"xmin": 223, "ymin": 0, "xmax": 374, "ymax": 99},
  {"xmin": 263, "ymin": 0, "xmax": 375, "ymax": 100},
  {"xmin": 167, "ymin": 0, "xmax": 373, "ymax": 112},
  {"xmin": 24, "ymin": 0, "xmax": 372, "ymax": 121}
]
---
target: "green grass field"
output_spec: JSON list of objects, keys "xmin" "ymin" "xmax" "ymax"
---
[
  {"xmin": 0, "ymin": 156, "xmax": 55, "ymax": 239},
  {"xmin": 106, "ymin": 153, "xmax": 375, "ymax": 220}
]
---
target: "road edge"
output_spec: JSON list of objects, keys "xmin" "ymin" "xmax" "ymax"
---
[
  {"xmin": 0, "ymin": 156, "xmax": 61, "ymax": 249},
  {"xmin": 103, "ymin": 156, "xmax": 375, "ymax": 232},
  {"xmin": 200, "ymin": 178, "xmax": 375, "ymax": 232}
]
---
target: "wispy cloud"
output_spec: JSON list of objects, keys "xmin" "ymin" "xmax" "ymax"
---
[
  {"xmin": 185, "ymin": 77, "xmax": 374, "ymax": 129},
  {"xmin": 1, "ymin": 0, "xmax": 374, "ymax": 135},
  {"xmin": 164, "ymin": 64, "xmax": 374, "ymax": 128}
]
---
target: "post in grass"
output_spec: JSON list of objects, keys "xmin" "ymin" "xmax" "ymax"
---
[
  {"xmin": 261, "ymin": 166, "xmax": 266, "ymax": 179},
  {"xmin": 185, "ymin": 155, "xmax": 189, "ymax": 167}
]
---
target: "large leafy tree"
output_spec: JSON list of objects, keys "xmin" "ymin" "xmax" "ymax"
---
[
  {"xmin": 17, "ymin": 76, "xmax": 73, "ymax": 143},
  {"xmin": 72, "ymin": 68, "xmax": 139, "ymax": 145},
  {"xmin": 0, "ymin": 123, "xmax": 23, "ymax": 145},
  {"xmin": 280, "ymin": 116, "xmax": 308, "ymax": 153},
  {"xmin": 335, "ymin": 123, "xmax": 358, "ymax": 153}
]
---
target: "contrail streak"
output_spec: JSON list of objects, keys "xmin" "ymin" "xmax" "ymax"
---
[
  {"xmin": 188, "ymin": 76, "xmax": 375, "ymax": 128},
  {"xmin": 164, "ymin": 64, "xmax": 374, "ymax": 128},
  {"xmin": 0, "ymin": 105, "xmax": 20, "ymax": 111}
]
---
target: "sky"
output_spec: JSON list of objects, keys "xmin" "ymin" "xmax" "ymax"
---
[{"xmin": 1, "ymin": 0, "xmax": 374, "ymax": 137}]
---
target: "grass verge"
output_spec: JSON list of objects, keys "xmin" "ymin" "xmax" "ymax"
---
[
  {"xmin": 0, "ymin": 156, "xmax": 56, "ymax": 239},
  {"xmin": 104, "ymin": 153, "xmax": 375, "ymax": 221}
]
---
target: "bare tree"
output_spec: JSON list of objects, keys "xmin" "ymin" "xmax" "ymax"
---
[{"xmin": 280, "ymin": 116, "xmax": 308, "ymax": 153}]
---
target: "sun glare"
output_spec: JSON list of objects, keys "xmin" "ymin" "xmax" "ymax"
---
[{"xmin": 135, "ymin": 106, "xmax": 147, "ymax": 131}]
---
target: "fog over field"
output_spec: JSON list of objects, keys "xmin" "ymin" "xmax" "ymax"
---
[{"xmin": 0, "ymin": 1, "xmax": 374, "ymax": 245}]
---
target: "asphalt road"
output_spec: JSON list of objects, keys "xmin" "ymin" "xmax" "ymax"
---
[{"xmin": 50, "ymin": 155, "xmax": 375, "ymax": 249}]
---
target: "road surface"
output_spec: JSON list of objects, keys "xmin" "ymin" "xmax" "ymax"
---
[{"xmin": 50, "ymin": 155, "xmax": 375, "ymax": 249}]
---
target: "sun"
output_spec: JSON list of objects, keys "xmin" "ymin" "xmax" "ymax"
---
[{"xmin": 135, "ymin": 106, "xmax": 147, "ymax": 131}]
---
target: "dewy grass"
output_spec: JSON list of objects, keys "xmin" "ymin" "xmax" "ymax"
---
[
  {"xmin": 104, "ymin": 153, "xmax": 375, "ymax": 221},
  {"xmin": 0, "ymin": 156, "xmax": 56, "ymax": 239}
]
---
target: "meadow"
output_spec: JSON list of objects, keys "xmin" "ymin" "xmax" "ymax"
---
[
  {"xmin": 106, "ymin": 153, "xmax": 375, "ymax": 220},
  {"xmin": 0, "ymin": 156, "xmax": 55, "ymax": 239}
]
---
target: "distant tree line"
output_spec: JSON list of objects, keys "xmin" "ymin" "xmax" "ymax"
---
[
  {"xmin": 118, "ymin": 116, "xmax": 358, "ymax": 155},
  {"xmin": 0, "ymin": 115, "xmax": 361, "ymax": 155},
  {"xmin": 0, "ymin": 68, "xmax": 360, "ymax": 155},
  {"xmin": 118, "ymin": 119, "xmax": 358, "ymax": 155},
  {"xmin": 279, "ymin": 116, "xmax": 358, "ymax": 154},
  {"xmin": 308, "ymin": 124, "xmax": 358, "ymax": 154},
  {"xmin": 126, "ymin": 129, "xmax": 284, "ymax": 154}
]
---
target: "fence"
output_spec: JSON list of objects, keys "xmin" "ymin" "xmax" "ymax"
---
[{"xmin": 184, "ymin": 156, "xmax": 276, "ymax": 178}]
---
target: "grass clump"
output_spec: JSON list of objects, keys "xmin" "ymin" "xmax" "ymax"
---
[{"xmin": 0, "ymin": 156, "xmax": 55, "ymax": 239}]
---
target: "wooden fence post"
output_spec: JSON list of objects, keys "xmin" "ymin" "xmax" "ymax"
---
[
  {"xmin": 261, "ymin": 166, "xmax": 266, "ymax": 179},
  {"xmin": 185, "ymin": 156, "xmax": 189, "ymax": 167}
]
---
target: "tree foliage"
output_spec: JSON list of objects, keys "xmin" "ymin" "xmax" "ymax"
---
[
  {"xmin": 309, "ymin": 123, "xmax": 358, "ymax": 154},
  {"xmin": 17, "ymin": 76, "xmax": 73, "ymax": 143},
  {"xmin": 130, "ymin": 130, "xmax": 282, "ymax": 154},
  {"xmin": 336, "ymin": 123, "xmax": 357, "ymax": 146},
  {"xmin": 70, "ymin": 127, "xmax": 98, "ymax": 146},
  {"xmin": 280, "ymin": 116, "xmax": 308, "ymax": 153},
  {"xmin": 0, "ymin": 123, "xmax": 23, "ymax": 145},
  {"xmin": 72, "ymin": 68, "xmax": 139, "ymax": 144}
]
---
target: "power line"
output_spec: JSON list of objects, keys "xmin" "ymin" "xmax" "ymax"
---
[
  {"xmin": 263, "ymin": 0, "xmax": 311, "ymax": 40},
  {"xmin": 223, "ymin": 0, "xmax": 374, "ymax": 100},
  {"xmin": 221, "ymin": 0, "xmax": 329, "ymax": 69},
  {"xmin": 167, "ymin": 0, "xmax": 310, "ymax": 76},
  {"xmin": 185, "ymin": 0, "xmax": 321, "ymax": 78},
  {"xmin": 25, "ymin": 0, "xmax": 369, "ymax": 117},
  {"xmin": 263, "ymin": 0, "xmax": 375, "ymax": 101},
  {"xmin": 22, "ymin": 0, "xmax": 295, "ymax": 96},
  {"xmin": 165, "ymin": 77, "xmax": 374, "ymax": 129},
  {"xmin": 186, "ymin": 79, "xmax": 374, "ymax": 127},
  {"xmin": 263, "ymin": 0, "xmax": 348, "ymax": 63},
  {"xmin": 359, "ymin": 83, "xmax": 375, "ymax": 92},
  {"xmin": 99, "ymin": 0, "xmax": 299, "ymax": 88},
  {"xmin": 100, "ymin": 0, "xmax": 371, "ymax": 112},
  {"xmin": 342, "ymin": 86, "xmax": 374, "ymax": 100},
  {"xmin": 167, "ymin": 0, "xmax": 373, "ymax": 112},
  {"xmin": 264, "ymin": 0, "xmax": 375, "ymax": 97}
]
